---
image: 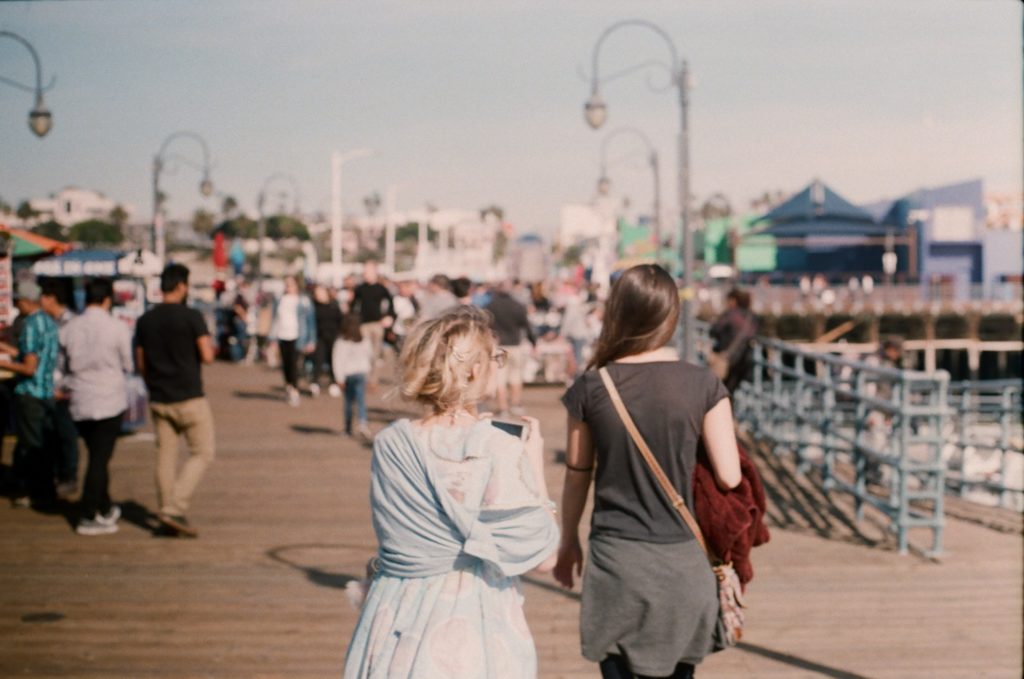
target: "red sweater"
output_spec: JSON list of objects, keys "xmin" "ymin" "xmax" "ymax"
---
[{"xmin": 692, "ymin": 441, "xmax": 770, "ymax": 587}]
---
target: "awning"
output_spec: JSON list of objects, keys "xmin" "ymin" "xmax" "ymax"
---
[{"xmin": 0, "ymin": 225, "xmax": 73, "ymax": 258}]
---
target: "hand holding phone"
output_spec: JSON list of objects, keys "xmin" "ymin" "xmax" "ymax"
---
[{"xmin": 490, "ymin": 418, "xmax": 529, "ymax": 440}]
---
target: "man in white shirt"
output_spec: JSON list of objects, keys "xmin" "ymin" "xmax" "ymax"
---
[{"xmin": 61, "ymin": 278, "xmax": 134, "ymax": 536}]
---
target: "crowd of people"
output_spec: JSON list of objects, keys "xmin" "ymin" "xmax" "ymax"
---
[
  {"xmin": 0, "ymin": 264, "xmax": 215, "ymax": 538},
  {"xmin": 210, "ymin": 263, "xmax": 611, "ymax": 423},
  {"xmin": 0, "ymin": 257, "xmax": 767, "ymax": 677}
]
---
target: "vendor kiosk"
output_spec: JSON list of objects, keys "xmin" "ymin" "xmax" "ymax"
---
[{"xmin": 31, "ymin": 249, "xmax": 163, "ymax": 430}]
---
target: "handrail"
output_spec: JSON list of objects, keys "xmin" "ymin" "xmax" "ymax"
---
[{"xmin": 701, "ymin": 319, "xmax": 1024, "ymax": 556}]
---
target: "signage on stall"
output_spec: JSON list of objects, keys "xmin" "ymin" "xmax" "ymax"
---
[{"xmin": 0, "ymin": 232, "xmax": 12, "ymax": 327}]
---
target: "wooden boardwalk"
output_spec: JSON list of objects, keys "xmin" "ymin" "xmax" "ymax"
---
[{"xmin": 1, "ymin": 362, "xmax": 1020, "ymax": 678}]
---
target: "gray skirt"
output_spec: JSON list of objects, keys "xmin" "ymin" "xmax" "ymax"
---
[{"xmin": 580, "ymin": 533, "xmax": 719, "ymax": 676}]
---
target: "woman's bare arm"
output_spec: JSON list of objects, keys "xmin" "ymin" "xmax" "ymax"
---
[
  {"xmin": 702, "ymin": 397, "xmax": 742, "ymax": 490},
  {"xmin": 553, "ymin": 416, "xmax": 595, "ymax": 588}
]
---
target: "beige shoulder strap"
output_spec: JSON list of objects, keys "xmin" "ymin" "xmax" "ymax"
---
[{"xmin": 598, "ymin": 366, "xmax": 712, "ymax": 561}]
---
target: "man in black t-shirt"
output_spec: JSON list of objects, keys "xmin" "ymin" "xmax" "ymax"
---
[
  {"xmin": 134, "ymin": 264, "xmax": 215, "ymax": 537},
  {"xmin": 485, "ymin": 282, "xmax": 536, "ymax": 416},
  {"xmin": 350, "ymin": 261, "xmax": 394, "ymax": 387}
]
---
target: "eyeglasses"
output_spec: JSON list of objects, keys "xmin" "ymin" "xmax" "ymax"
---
[{"xmin": 491, "ymin": 348, "xmax": 508, "ymax": 368}]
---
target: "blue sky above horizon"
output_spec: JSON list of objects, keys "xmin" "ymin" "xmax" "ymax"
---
[{"xmin": 0, "ymin": 0, "xmax": 1020, "ymax": 235}]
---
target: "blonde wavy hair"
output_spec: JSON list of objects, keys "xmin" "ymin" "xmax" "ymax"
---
[{"xmin": 399, "ymin": 306, "xmax": 497, "ymax": 414}]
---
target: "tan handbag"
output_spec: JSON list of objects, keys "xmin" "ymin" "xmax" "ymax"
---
[{"xmin": 598, "ymin": 367, "xmax": 746, "ymax": 649}]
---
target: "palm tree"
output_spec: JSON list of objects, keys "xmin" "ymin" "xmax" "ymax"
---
[
  {"xmin": 109, "ymin": 203, "xmax": 129, "ymax": 228},
  {"xmin": 16, "ymin": 200, "xmax": 38, "ymax": 223},
  {"xmin": 221, "ymin": 194, "xmax": 239, "ymax": 220}
]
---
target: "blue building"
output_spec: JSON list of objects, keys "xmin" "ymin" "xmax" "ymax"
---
[
  {"xmin": 748, "ymin": 180, "xmax": 912, "ymax": 281},
  {"xmin": 867, "ymin": 179, "xmax": 1022, "ymax": 300}
]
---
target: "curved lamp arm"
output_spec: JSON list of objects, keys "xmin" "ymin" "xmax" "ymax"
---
[
  {"xmin": 157, "ymin": 131, "xmax": 213, "ymax": 174},
  {"xmin": 586, "ymin": 19, "xmax": 681, "ymax": 129},
  {"xmin": 258, "ymin": 172, "xmax": 302, "ymax": 215},
  {"xmin": 0, "ymin": 31, "xmax": 55, "ymax": 137},
  {"xmin": 598, "ymin": 126, "xmax": 659, "ymax": 189}
]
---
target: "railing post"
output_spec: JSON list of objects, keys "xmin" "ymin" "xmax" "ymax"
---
[
  {"xmin": 770, "ymin": 345, "xmax": 784, "ymax": 448},
  {"xmin": 794, "ymin": 353, "xmax": 810, "ymax": 473},
  {"xmin": 820, "ymin": 359, "xmax": 836, "ymax": 494},
  {"xmin": 853, "ymin": 369, "xmax": 869, "ymax": 523},
  {"xmin": 998, "ymin": 385, "xmax": 1013, "ymax": 508},
  {"xmin": 957, "ymin": 386, "xmax": 971, "ymax": 497},
  {"xmin": 894, "ymin": 376, "xmax": 910, "ymax": 555},
  {"xmin": 928, "ymin": 371, "xmax": 950, "ymax": 556}
]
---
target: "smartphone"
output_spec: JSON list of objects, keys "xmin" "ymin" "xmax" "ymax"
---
[{"xmin": 491, "ymin": 418, "xmax": 528, "ymax": 440}]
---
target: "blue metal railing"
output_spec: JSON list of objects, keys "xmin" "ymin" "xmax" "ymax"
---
[
  {"xmin": 695, "ymin": 321, "xmax": 951, "ymax": 556},
  {"xmin": 946, "ymin": 380, "xmax": 1023, "ymax": 508}
]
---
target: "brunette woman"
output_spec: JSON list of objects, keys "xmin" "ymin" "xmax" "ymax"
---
[{"xmin": 554, "ymin": 264, "xmax": 742, "ymax": 679}]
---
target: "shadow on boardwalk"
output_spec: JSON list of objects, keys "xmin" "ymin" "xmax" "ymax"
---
[{"xmin": 745, "ymin": 436, "xmax": 897, "ymax": 551}]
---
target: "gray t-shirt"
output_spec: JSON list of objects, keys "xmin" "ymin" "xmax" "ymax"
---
[{"xmin": 561, "ymin": 361, "xmax": 729, "ymax": 543}]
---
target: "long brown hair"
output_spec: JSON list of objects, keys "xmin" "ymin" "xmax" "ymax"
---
[{"xmin": 588, "ymin": 264, "xmax": 679, "ymax": 369}]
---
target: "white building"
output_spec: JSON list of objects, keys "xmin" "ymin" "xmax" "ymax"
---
[
  {"xmin": 559, "ymin": 198, "xmax": 620, "ymax": 289},
  {"xmin": 559, "ymin": 203, "xmax": 605, "ymax": 247},
  {"xmin": 30, "ymin": 187, "xmax": 135, "ymax": 227},
  {"xmin": 341, "ymin": 207, "xmax": 505, "ymax": 281}
]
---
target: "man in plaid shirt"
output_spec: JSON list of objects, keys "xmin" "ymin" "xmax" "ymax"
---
[{"xmin": 0, "ymin": 280, "xmax": 60, "ymax": 509}]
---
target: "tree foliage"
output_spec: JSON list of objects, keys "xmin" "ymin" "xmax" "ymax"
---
[
  {"xmin": 214, "ymin": 214, "xmax": 310, "ymax": 241},
  {"xmin": 69, "ymin": 219, "xmax": 123, "ymax": 246},
  {"xmin": 109, "ymin": 203, "xmax": 129, "ymax": 227},
  {"xmin": 560, "ymin": 243, "xmax": 584, "ymax": 267},
  {"xmin": 31, "ymin": 220, "xmax": 66, "ymax": 241},
  {"xmin": 192, "ymin": 208, "xmax": 216, "ymax": 236},
  {"xmin": 700, "ymin": 193, "xmax": 733, "ymax": 220},
  {"xmin": 395, "ymin": 222, "xmax": 438, "ymax": 243},
  {"xmin": 479, "ymin": 204, "xmax": 505, "ymax": 222},
  {"xmin": 265, "ymin": 215, "xmax": 310, "ymax": 240},
  {"xmin": 16, "ymin": 200, "xmax": 38, "ymax": 221},
  {"xmin": 221, "ymin": 194, "xmax": 239, "ymax": 219},
  {"xmin": 492, "ymin": 230, "xmax": 509, "ymax": 264}
]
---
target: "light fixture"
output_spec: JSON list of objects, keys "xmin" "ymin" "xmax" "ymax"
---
[
  {"xmin": 584, "ymin": 91, "xmax": 607, "ymax": 129},
  {"xmin": 29, "ymin": 95, "xmax": 52, "ymax": 137}
]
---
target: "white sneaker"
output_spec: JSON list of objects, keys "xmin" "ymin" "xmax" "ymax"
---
[
  {"xmin": 76, "ymin": 517, "xmax": 119, "ymax": 536},
  {"xmin": 97, "ymin": 505, "xmax": 121, "ymax": 526},
  {"xmin": 309, "ymin": 383, "xmax": 321, "ymax": 397},
  {"xmin": 286, "ymin": 387, "xmax": 300, "ymax": 407},
  {"xmin": 328, "ymin": 383, "xmax": 342, "ymax": 398}
]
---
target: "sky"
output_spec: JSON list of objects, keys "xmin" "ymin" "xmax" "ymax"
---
[{"xmin": 0, "ymin": 0, "xmax": 1021, "ymax": 237}]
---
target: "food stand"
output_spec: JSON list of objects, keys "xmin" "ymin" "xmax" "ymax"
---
[{"xmin": 31, "ymin": 248, "xmax": 163, "ymax": 430}]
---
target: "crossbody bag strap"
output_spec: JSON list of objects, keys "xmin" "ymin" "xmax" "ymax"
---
[{"xmin": 598, "ymin": 366, "xmax": 713, "ymax": 562}]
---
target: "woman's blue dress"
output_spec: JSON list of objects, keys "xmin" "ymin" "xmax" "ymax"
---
[{"xmin": 344, "ymin": 418, "xmax": 559, "ymax": 678}]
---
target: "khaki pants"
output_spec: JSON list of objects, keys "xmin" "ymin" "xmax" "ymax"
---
[
  {"xmin": 360, "ymin": 321, "xmax": 386, "ymax": 383},
  {"xmin": 150, "ymin": 397, "xmax": 215, "ymax": 516}
]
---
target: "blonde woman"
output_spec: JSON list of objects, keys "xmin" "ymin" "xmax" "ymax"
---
[{"xmin": 344, "ymin": 306, "xmax": 559, "ymax": 678}]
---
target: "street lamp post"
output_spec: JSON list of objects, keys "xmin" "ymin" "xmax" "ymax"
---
[
  {"xmin": 330, "ymin": 148, "xmax": 374, "ymax": 287},
  {"xmin": 584, "ymin": 19, "xmax": 696, "ymax": 362},
  {"xmin": 0, "ymin": 31, "xmax": 55, "ymax": 137},
  {"xmin": 256, "ymin": 173, "xmax": 301, "ymax": 295},
  {"xmin": 152, "ymin": 131, "xmax": 214, "ymax": 264},
  {"xmin": 597, "ymin": 126, "xmax": 662, "ymax": 267}
]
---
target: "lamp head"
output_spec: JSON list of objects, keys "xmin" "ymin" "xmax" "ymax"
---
[
  {"xmin": 199, "ymin": 176, "xmax": 214, "ymax": 197},
  {"xmin": 29, "ymin": 95, "xmax": 52, "ymax": 138},
  {"xmin": 597, "ymin": 175, "xmax": 611, "ymax": 196},
  {"xmin": 584, "ymin": 91, "xmax": 607, "ymax": 130}
]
